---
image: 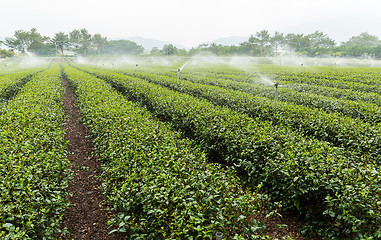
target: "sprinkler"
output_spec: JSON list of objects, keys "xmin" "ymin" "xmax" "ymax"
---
[
  {"xmin": 177, "ymin": 68, "xmax": 181, "ymax": 80},
  {"xmin": 300, "ymin": 63, "xmax": 303, "ymax": 73},
  {"xmin": 274, "ymin": 83, "xmax": 279, "ymax": 107},
  {"xmin": 215, "ymin": 232, "xmax": 223, "ymax": 240}
]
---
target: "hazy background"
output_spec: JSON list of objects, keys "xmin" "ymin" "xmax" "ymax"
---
[{"xmin": 1, "ymin": 0, "xmax": 381, "ymax": 48}]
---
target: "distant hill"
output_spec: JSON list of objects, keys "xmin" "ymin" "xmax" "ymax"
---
[
  {"xmin": 125, "ymin": 36, "xmax": 187, "ymax": 51},
  {"xmin": 205, "ymin": 36, "xmax": 249, "ymax": 46}
]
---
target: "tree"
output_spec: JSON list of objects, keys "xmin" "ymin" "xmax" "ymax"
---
[
  {"xmin": 0, "ymin": 49, "xmax": 15, "ymax": 58},
  {"xmin": 4, "ymin": 28, "xmax": 49, "ymax": 55},
  {"xmin": 102, "ymin": 40, "xmax": 144, "ymax": 55},
  {"xmin": 69, "ymin": 29, "xmax": 81, "ymax": 54},
  {"xmin": 68, "ymin": 28, "xmax": 93, "ymax": 55},
  {"xmin": 285, "ymin": 33, "xmax": 310, "ymax": 53},
  {"xmin": 151, "ymin": 47, "xmax": 160, "ymax": 55},
  {"xmin": 52, "ymin": 32, "xmax": 69, "ymax": 55},
  {"xmin": 270, "ymin": 32, "xmax": 285, "ymax": 54},
  {"xmin": 163, "ymin": 44, "xmax": 178, "ymax": 55},
  {"xmin": 240, "ymin": 30, "xmax": 272, "ymax": 56},
  {"xmin": 92, "ymin": 33, "xmax": 107, "ymax": 55},
  {"xmin": 343, "ymin": 32, "xmax": 381, "ymax": 47},
  {"xmin": 27, "ymin": 28, "xmax": 49, "ymax": 54},
  {"xmin": 79, "ymin": 28, "xmax": 92, "ymax": 55},
  {"xmin": 307, "ymin": 31, "xmax": 336, "ymax": 49},
  {"xmin": 4, "ymin": 29, "xmax": 31, "ymax": 53},
  {"xmin": 253, "ymin": 30, "xmax": 271, "ymax": 55}
]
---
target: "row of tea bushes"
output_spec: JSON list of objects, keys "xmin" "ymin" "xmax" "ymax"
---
[
  {"xmin": 62, "ymin": 65, "xmax": 283, "ymax": 239},
  {"xmin": 76, "ymin": 65, "xmax": 381, "ymax": 239},
  {"xmin": 0, "ymin": 66, "xmax": 70, "ymax": 239},
  {"xmin": 94, "ymin": 69, "xmax": 380, "ymax": 163},
  {"xmin": 149, "ymin": 69, "xmax": 381, "ymax": 125},
  {"xmin": 0, "ymin": 69, "xmax": 41, "ymax": 101},
  {"xmin": 187, "ymin": 69, "xmax": 381, "ymax": 107}
]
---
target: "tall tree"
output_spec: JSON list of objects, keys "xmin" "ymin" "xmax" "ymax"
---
[
  {"xmin": 285, "ymin": 33, "xmax": 310, "ymax": 53},
  {"xmin": 102, "ymin": 40, "xmax": 144, "ymax": 55},
  {"xmin": 92, "ymin": 33, "xmax": 107, "ymax": 55},
  {"xmin": 343, "ymin": 32, "xmax": 381, "ymax": 47},
  {"xmin": 251, "ymin": 30, "xmax": 271, "ymax": 55},
  {"xmin": 80, "ymin": 28, "xmax": 92, "ymax": 56},
  {"xmin": 4, "ymin": 28, "xmax": 48, "ymax": 54},
  {"xmin": 307, "ymin": 31, "xmax": 336, "ymax": 49},
  {"xmin": 240, "ymin": 30, "xmax": 272, "ymax": 56},
  {"xmin": 270, "ymin": 31, "xmax": 285, "ymax": 54},
  {"xmin": 4, "ymin": 29, "xmax": 31, "ymax": 53},
  {"xmin": 27, "ymin": 28, "xmax": 49, "ymax": 54},
  {"xmin": 163, "ymin": 44, "xmax": 178, "ymax": 55},
  {"xmin": 52, "ymin": 32, "xmax": 69, "ymax": 55},
  {"xmin": 69, "ymin": 29, "xmax": 81, "ymax": 54}
]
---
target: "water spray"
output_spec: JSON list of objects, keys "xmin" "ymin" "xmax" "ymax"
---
[{"xmin": 274, "ymin": 82, "xmax": 279, "ymax": 107}]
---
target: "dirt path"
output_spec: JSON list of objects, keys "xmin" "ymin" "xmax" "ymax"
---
[{"xmin": 59, "ymin": 78, "xmax": 124, "ymax": 240}]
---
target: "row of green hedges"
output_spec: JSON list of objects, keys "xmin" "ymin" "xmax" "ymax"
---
[
  {"xmin": 90, "ymin": 69, "xmax": 380, "ymax": 163},
  {"xmin": 0, "ymin": 69, "xmax": 41, "ymax": 102},
  {"xmin": 76, "ymin": 65, "xmax": 381, "ymax": 239},
  {"xmin": 0, "ymin": 66, "xmax": 69, "ymax": 239},
  {"xmin": 151, "ymin": 69, "xmax": 381, "ymax": 124},
  {"xmin": 62, "ymin": 65, "xmax": 284, "ymax": 239}
]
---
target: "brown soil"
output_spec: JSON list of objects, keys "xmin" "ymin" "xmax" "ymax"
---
[
  {"xmin": 59, "ymin": 78, "xmax": 125, "ymax": 240},
  {"xmin": 259, "ymin": 210, "xmax": 315, "ymax": 239}
]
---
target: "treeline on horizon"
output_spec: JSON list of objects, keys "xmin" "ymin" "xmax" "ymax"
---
[{"xmin": 1, "ymin": 28, "xmax": 381, "ymax": 59}]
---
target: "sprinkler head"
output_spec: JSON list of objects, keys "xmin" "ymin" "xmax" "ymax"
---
[
  {"xmin": 178, "ymin": 68, "xmax": 181, "ymax": 72},
  {"xmin": 136, "ymin": 64, "xmax": 139, "ymax": 67},
  {"xmin": 274, "ymin": 83, "xmax": 279, "ymax": 88}
]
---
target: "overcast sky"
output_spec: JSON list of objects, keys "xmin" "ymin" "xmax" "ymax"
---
[{"xmin": 1, "ymin": 0, "xmax": 381, "ymax": 48}]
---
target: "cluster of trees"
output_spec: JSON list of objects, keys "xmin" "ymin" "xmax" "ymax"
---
[
  {"xmin": 2, "ymin": 28, "xmax": 381, "ymax": 59},
  {"xmin": 187, "ymin": 31, "xmax": 381, "ymax": 58},
  {"xmin": 0, "ymin": 49, "xmax": 14, "ymax": 58},
  {"xmin": 0, "ymin": 28, "xmax": 144, "ymax": 56}
]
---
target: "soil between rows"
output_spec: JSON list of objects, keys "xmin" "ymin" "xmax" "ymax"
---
[{"xmin": 59, "ymin": 78, "xmax": 124, "ymax": 240}]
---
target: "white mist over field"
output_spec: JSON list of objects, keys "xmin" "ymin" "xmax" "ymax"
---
[
  {"xmin": 0, "ymin": 56, "xmax": 52, "ymax": 69},
  {"xmin": 72, "ymin": 55, "xmax": 381, "ymax": 70},
  {"xmin": 68, "ymin": 54, "xmax": 381, "ymax": 90}
]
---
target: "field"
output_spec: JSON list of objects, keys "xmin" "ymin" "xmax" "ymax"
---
[{"xmin": 0, "ymin": 56, "xmax": 380, "ymax": 239}]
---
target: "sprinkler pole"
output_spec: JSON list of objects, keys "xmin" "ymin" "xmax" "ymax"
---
[
  {"xmin": 300, "ymin": 63, "xmax": 303, "ymax": 73},
  {"xmin": 215, "ymin": 232, "xmax": 223, "ymax": 240},
  {"xmin": 177, "ymin": 68, "xmax": 181, "ymax": 80},
  {"xmin": 274, "ymin": 83, "xmax": 279, "ymax": 107}
]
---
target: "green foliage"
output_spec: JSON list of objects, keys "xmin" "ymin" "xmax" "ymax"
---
[
  {"xmin": 0, "ymin": 66, "xmax": 70, "ymax": 239},
  {"xmin": 4, "ymin": 28, "xmax": 49, "ymax": 54},
  {"xmin": 102, "ymin": 40, "xmax": 144, "ymax": 55},
  {"xmin": 0, "ymin": 49, "xmax": 15, "ymax": 58},
  {"xmin": 62, "ymin": 65, "xmax": 278, "ymax": 239},
  {"xmin": 52, "ymin": 32, "xmax": 69, "ymax": 56},
  {"xmin": 75, "ymin": 64, "xmax": 381, "ymax": 239},
  {"xmin": 0, "ymin": 70, "xmax": 40, "ymax": 101},
  {"xmin": 162, "ymin": 44, "xmax": 179, "ymax": 56},
  {"xmin": 113, "ymin": 70, "xmax": 381, "ymax": 163}
]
